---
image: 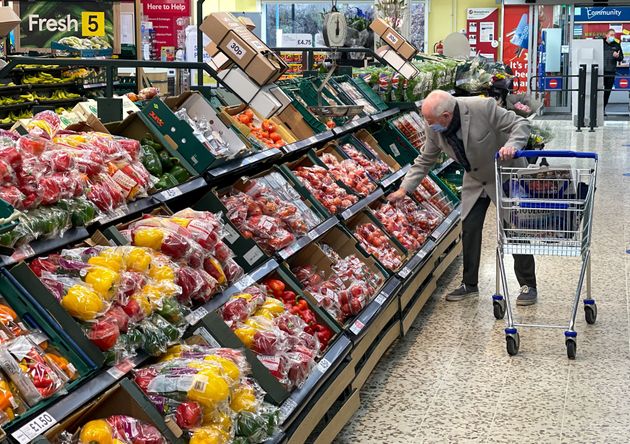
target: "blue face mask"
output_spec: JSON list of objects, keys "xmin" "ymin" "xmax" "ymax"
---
[
  {"xmin": 430, "ymin": 123, "xmax": 448, "ymax": 133},
  {"xmin": 607, "ymin": 36, "xmax": 615, "ymax": 43}
]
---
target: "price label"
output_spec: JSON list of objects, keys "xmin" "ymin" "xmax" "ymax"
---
[
  {"xmin": 159, "ymin": 187, "xmax": 183, "ymax": 201},
  {"xmin": 349, "ymin": 319, "xmax": 365, "ymax": 334},
  {"xmin": 235, "ymin": 274, "xmax": 255, "ymax": 291},
  {"xmin": 194, "ymin": 327, "xmax": 222, "ymax": 348},
  {"xmin": 107, "ymin": 358, "xmax": 134, "ymax": 380},
  {"xmin": 341, "ymin": 209, "xmax": 352, "ymax": 220},
  {"xmin": 386, "ymin": 33, "xmax": 400, "ymax": 45},
  {"xmin": 13, "ymin": 411, "xmax": 56, "ymax": 443},
  {"xmin": 399, "ymin": 267, "xmax": 410, "ymax": 278},
  {"xmin": 308, "ymin": 229, "xmax": 319, "ymax": 240},
  {"xmin": 389, "ymin": 143, "xmax": 400, "ymax": 157},
  {"xmin": 226, "ymin": 39, "xmax": 246, "ymax": 60},
  {"xmin": 375, "ymin": 292, "xmax": 388, "ymax": 305},
  {"xmin": 186, "ymin": 307, "xmax": 208, "ymax": 325},
  {"xmin": 243, "ymin": 246, "xmax": 263, "ymax": 265},
  {"xmin": 316, "ymin": 358, "xmax": 331, "ymax": 373},
  {"xmin": 223, "ymin": 224, "xmax": 239, "ymax": 244},
  {"xmin": 279, "ymin": 398, "xmax": 298, "ymax": 422},
  {"xmin": 81, "ymin": 11, "xmax": 105, "ymax": 37}
]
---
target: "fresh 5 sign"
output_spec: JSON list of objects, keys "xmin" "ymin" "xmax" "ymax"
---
[{"xmin": 15, "ymin": 2, "xmax": 116, "ymax": 50}]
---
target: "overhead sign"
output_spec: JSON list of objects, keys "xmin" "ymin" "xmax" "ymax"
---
[
  {"xmin": 14, "ymin": 1, "xmax": 118, "ymax": 51},
  {"xmin": 574, "ymin": 6, "xmax": 630, "ymax": 23}
]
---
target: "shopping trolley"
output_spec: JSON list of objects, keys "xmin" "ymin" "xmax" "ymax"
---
[{"xmin": 491, "ymin": 150, "xmax": 598, "ymax": 359}]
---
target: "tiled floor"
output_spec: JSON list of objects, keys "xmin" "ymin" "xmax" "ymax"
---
[{"xmin": 335, "ymin": 119, "xmax": 630, "ymax": 444}]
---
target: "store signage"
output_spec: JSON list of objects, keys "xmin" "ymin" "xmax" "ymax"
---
[
  {"xmin": 14, "ymin": 2, "xmax": 116, "ymax": 51},
  {"xmin": 544, "ymin": 77, "xmax": 563, "ymax": 90},
  {"xmin": 467, "ymin": 8, "xmax": 498, "ymax": 61},
  {"xmin": 574, "ymin": 7, "xmax": 630, "ymax": 23},
  {"xmin": 142, "ymin": 0, "xmax": 191, "ymax": 60},
  {"xmin": 615, "ymin": 77, "xmax": 630, "ymax": 90},
  {"xmin": 281, "ymin": 33, "xmax": 314, "ymax": 48},
  {"xmin": 502, "ymin": 5, "xmax": 529, "ymax": 94}
]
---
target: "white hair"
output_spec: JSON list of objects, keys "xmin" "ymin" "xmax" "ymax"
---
[{"xmin": 427, "ymin": 90, "xmax": 457, "ymax": 115}]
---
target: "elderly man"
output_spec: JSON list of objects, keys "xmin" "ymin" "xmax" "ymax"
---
[{"xmin": 389, "ymin": 90, "xmax": 538, "ymax": 305}]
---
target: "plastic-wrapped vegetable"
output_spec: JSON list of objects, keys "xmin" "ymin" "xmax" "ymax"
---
[
  {"xmin": 63, "ymin": 415, "xmax": 167, "ymax": 444},
  {"xmin": 293, "ymin": 165, "xmax": 358, "ymax": 214},
  {"xmin": 0, "ymin": 372, "xmax": 25, "ymax": 425},
  {"xmin": 354, "ymin": 222, "xmax": 404, "ymax": 271},
  {"xmin": 339, "ymin": 143, "xmax": 391, "ymax": 181},
  {"xmin": 318, "ymin": 152, "xmax": 377, "ymax": 196}
]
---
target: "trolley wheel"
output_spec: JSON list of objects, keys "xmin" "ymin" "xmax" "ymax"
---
[
  {"xmin": 584, "ymin": 303, "xmax": 597, "ymax": 325},
  {"xmin": 506, "ymin": 333, "xmax": 520, "ymax": 356},
  {"xmin": 493, "ymin": 299, "xmax": 506, "ymax": 320},
  {"xmin": 566, "ymin": 338, "xmax": 577, "ymax": 360}
]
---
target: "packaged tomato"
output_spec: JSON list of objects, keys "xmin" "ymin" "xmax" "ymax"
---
[
  {"xmin": 318, "ymin": 152, "xmax": 377, "ymax": 196},
  {"xmin": 354, "ymin": 222, "xmax": 404, "ymax": 271},
  {"xmin": 340, "ymin": 143, "xmax": 391, "ymax": 180},
  {"xmin": 293, "ymin": 165, "xmax": 358, "ymax": 214}
]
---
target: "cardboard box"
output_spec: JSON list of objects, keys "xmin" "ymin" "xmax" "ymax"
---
[
  {"xmin": 249, "ymin": 88, "xmax": 282, "ymax": 118},
  {"xmin": 0, "ymin": 7, "xmax": 20, "ymax": 37},
  {"xmin": 43, "ymin": 380, "xmax": 183, "ymax": 443},
  {"xmin": 277, "ymin": 104, "xmax": 315, "ymax": 140},
  {"xmin": 369, "ymin": 18, "xmax": 389, "ymax": 37},
  {"xmin": 220, "ymin": 104, "xmax": 297, "ymax": 144},
  {"xmin": 377, "ymin": 46, "xmax": 405, "ymax": 71},
  {"xmin": 382, "ymin": 27, "xmax": 404, "ymax": 50},
  {"xmin": 208, "ymin": 51, "xmax": 233, "ymax": 71},
  {"xmin": 199, "ymin": 12, "xmax": 248, "ymax": 44},
  {"xmin": 218, "ymin": 67, "xmax": 261, "ymax": 102},
  {"xmin": 218, "ymin": 30, "xmax": 258, "ymax": 70},
  {"xmin": 73, "ymin": 98, "xmax": 139, "ymax": 122},
  {"xmin": 247, "ymin": 51, "xmax": 288, "ymax": 86},
  {"xmin": 398, "ymin": 62, "xmax": 419, "ymax": 80},
  {"xmin": 238, "ymin": 16, "xmax": 256, "ymax": 31},
  {"xmin": 354, "ymin": 129, "xmax": 401, "ymax": 173},
  {"xmin": 265, "ymin": 84, "xmax": 292, "ymax": 113},
  {"xmin": 398, "ymin": 41, "xmax": 418, "ymax": 60}
]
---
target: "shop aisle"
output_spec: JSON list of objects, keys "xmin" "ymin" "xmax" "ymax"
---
[{"xmin": 335, "ymin": 119, "xmax": 630, "ymax": 444}]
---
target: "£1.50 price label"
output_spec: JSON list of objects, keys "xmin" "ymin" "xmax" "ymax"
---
[{"xmin": 81, "ymin": 11, "xmax": 105, "ymax": 37}]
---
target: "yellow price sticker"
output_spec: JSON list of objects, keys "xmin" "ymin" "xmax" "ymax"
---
[{"xmin": 81, "ymin": 11, "xmax": 105, "ymax": 37}]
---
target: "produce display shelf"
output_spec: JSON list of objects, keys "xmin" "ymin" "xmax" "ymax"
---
[
  {"xmin": 371, "ymin": 107, "xmax": 401, "ymax": 122},
  {"xmin": 430, "ymin": 205, "xmax": 461, "ymax": 243},
  {"xmin": 279, "ymin": 334, "xmax": 352, "ymax": 429},
  {"xmin": 432, "ymin": 158, "xmax": 455, "ymax": 176},
  {"xmin": 282, "ymin": 130, "xmax": 336, "ymax": 154},
  {"xmin": 278, "ymin": 216, "xmax": 339, "ymax": 260},
  {"xmin": 0, "ymin": 227, "xmax": 90, "ymax": 267},
  {"xmin": 0, "ymin": 101, "xmax": 36, "ymax": 112},
  {"xmin": 332, "ymin": 116, "xmax": 372, "ymax": 136},
  {"xmin": 5, "ymin": 354, "xmax": 149, "ymax": 443},
  {"xmin": 0, "ymin": 84, "xmax": 26, "ymax": 94},
  {"xmin": 380, "ymin": 164, "xmax": 411, "ymax": 189},
  {"xmin": 397, "ymin": 239, "xmax": 436, "ymax": 280},
  {"xmin": 28, "ymin": 81, "xmax": 78, "ymax": 90},
  {"xmin": 0, "ymin": 122, "xmax": 13, "ymax": 129},
  {"xmin": 206, "ymin": 148, "xmax": 282, "ymax": 180},
  {"xmin": 36, "ymin": 97, "xmax": 85, "ymax": 106},
  {"xmin": 79, "ymin": 81, "xmax": 122, "ymax": 90},
  {"xmin": 340, "ymin": 188, "xmax": 384, "ymax": 220},
  {"xmin": 346, "ymin": 276, "xmax": 402, "ymax": 342}
]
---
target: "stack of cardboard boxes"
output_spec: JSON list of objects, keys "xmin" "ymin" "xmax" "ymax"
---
[
  {"xmin": 369, "ymin": 18, "xmax": 419, "ymax": 80},
  {"xmin": 200, "ymin": 13, "xmax": 291, "ymax": 118}
]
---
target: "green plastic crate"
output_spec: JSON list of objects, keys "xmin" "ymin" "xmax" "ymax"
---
[{"xmin": 349, "ymin": 77, "xmax": 389, "ymax": 112}]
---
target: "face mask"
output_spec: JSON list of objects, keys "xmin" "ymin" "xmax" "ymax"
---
[
  {"xmin": 430, "ymin": 123, "xmax": 448, "ymax": 133},
  {"xmin": 607, "ymin": 37, "xmax": 615, "ymax": 43}
]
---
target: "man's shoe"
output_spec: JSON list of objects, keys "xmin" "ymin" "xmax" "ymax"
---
[
  {"xmin": 516, "ymin": 286, "xmax": 538, "ymax": 306},
  {"xmin": 446, "ymin": 284, "xmax": 479, "ymax": 302}
]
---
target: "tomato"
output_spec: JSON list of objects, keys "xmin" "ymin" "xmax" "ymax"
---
[
  {"xmin": 244, "ymin": 109, "xmax": 254, "ymax": 118},
  {"xmin": 269, "ymin": 132, "xmax": 282, "ymax": 142},
  {"xmin": 264, "ymin": 279, "xmax": 285, "ymax": 297},
  {"xmin": 261, "ymin": 120, "xmax": 276, "ymax": 133},
  {"xmin": 326, "ymin": 120, "xmax": 336, "ymax": 129},
  {"xmin": 239, "ymin": 114, "xmax": 252, "ymax": 125}
]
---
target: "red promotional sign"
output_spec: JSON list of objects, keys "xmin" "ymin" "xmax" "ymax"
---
[
  {"xmin": 502, "ymin": 5, "xmax": 530, "ymax": 93},
  {"xmin": 143, "ymin": 0, "xmax": 191, "ymax": 60},
  {"xmin": 466, "ymin": 8, "xmax": 499, "ymax": 60}
]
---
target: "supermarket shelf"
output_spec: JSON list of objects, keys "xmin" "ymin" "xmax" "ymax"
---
[
  {"xmin": 332, "ymin": 116, "xmax": 372, "ymax": 136},
  {"xmin": 0, "ymin": 84, "xmax": 26, "ymax": 94},
  {"xmin": 430, "ymin": 205, "xmax": 461, "ymax": 243},
  {"xmin": 432, "ymin": 158, "xmax": 455, "ymax": 176},
  {"xmin": 397, "ymin": 239, "xmax": 436, "ymax": 280},
  {"xmin": 278, "ymin": 216, "xmax": 338, "ymax": 260},
  {"xmin": 380, "ymin": 164, "xmax": 411, "ymax": 189},
  {"xmin": 5, "ymin": 354, "xmax": 150, "ymax": 442},
  {"xmin": 28, "ymin": 81, "xmax": 78, "ymax": 90},
  {"xmin": 340, "ymin": 188, "xmax": 384, "ymax": 220},
  {"xmin": 79, "ymin": 81, "xmax": 122, "ymax": 90},
  {"xmin": 0, "ymin": 227, "xmax": 90, "ymax": 267},
  {"xmin": 371, "ymin": 107, "xmax": 401, "ymax": 122},
  {"xmin": 152, "ymin": 176, "xmax": 208, "ymax": 203},
  {"xmin": 282, "ymin": 130, "xmax": 335, "ymax": 154},
  {"xmin": 36, "ymin": 97, "xmax": 84, "ymax": 106},
  {"xmin": 346, "ymin": 277, "xmax": 402, "ymax": 342},
  {"xmin": 0, "ymin": 101, "xmax": 36, "ymax": 112},
  {"xmin": 279, "ymin": 334, "xmax": 352, "ymax": 427},
  {"xmin": 206, "ymin": 149, "xmax": 282, "ymax": 180}
]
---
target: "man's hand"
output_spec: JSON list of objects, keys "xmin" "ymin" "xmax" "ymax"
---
[
  {"xmin": 387, "ymin": 188, "xmax": 407, "ymax": 202},
  {"xmin": 498, "ymin": 146, "xmax": 518, "ymax": 160},
  {"xmin": 613, "ymin": 50, "xmax": 620, "ymax": 58}
]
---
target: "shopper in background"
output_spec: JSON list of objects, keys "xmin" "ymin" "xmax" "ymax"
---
[
  {"xmin": 603, "ymin": 29, "xmax": 624, "ymax": 112},
  {"xmin": 388, "ymin": 90, "xmax": 538, "ymax": 305}
]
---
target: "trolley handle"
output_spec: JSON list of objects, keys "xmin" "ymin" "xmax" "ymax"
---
[{"xmin": 496, "ymin": 150, "xmax": 598, "ymax": 160}]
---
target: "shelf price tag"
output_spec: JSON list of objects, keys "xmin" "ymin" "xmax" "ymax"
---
[
  {"xmin": 159, "ymin": 186, "xmax": 183, "ymax": 201},
  {"xmin": 13, "ymin": 411, "xmax": 56, "ymax": 443},
  {"xmin": 10, "ymin": 244, "xmax": 35, "ymax": 263},
  {"xmin": 349, "ymin": 319, "xmax": 365, "ymax": 335},
  {"xmin": 81, "ymin": 12, "xmax": 105, "ymax": 37},
  {"xmin": 316, "ymin": 358, "xmax": 331, "ymax": 373},
  {"xmin": 186, "ymin": 307, "xmax": 208, "ymax": 326},
  {"xmin": 279, "ymin": 398, "xmax": 298, "ymax": 422},
  {"xmin": 374, "ymin": 292, "xmax": 388, "ymax": 305}
]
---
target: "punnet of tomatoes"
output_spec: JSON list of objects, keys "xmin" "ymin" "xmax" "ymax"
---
[
  {"xmin": 263, "ymin": 277, "xmax": 334, "ymax": 351},
  {"xmin": 236, "ymin": 109, "xmax": 287, "ymax": 149}
]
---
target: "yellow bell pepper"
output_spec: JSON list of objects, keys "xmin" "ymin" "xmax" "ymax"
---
[
  {"xmin": 79, "ymin": 419, "xmax": 113, "ymax": 444},
  {"xmin": 187, "ymin": 373, "xmax": 229, "ymax": 408},
  {"xmin": 205, "ymin": 257, "xmax": 226, "ymax": 285},
  {"xmin": 133, "ymin": 228, "xmax": 164, "ymax": 251},
  {"xmin": 204, "ymin": 355, "xmax": 240, "ymax": 381},
  {"xmin": 85, "ymin": 267, "xmax": 120, "ymax": 299},
  {"xmin": 87, "ymin": 255, "xmax": 122, "ymax": 272},
  {"xmin": 125, "ymin": 248, "xmax": 152, "ymax": 273},
  {"xmin": 260, "ymin": 297, "xmax": 285, "ymax": 316},
  {"xmin": 233, "ymin": 326, "xmax": 256, "ymax": 348},
  {"xmin": 149, "ymin": 265, "xmax": 175, "ymax": 282},
  {"xmin": 230, "ymin": 386, "xmax": 257, "ymax": 413},
  {"xmin": 253, "ymin": 309, "xmax": 274, "ymax": 320},
  {"xmin": 203, "ymin": 411, "xmax": 233, "ymax": 433},
  {"xmin": 62, "ymin": 285, "xmax": 105, "ymax": 321},
  {"xmin": 140, "ymin": 284, "xmax": 164, "ymax": 309},
  {"xmin": 131, "ymin": 294, "xmax": 153, "ymax": 317},
  {"xmin": 169, "ymin": 217, "xmax": 190, "ymax": 228},
  {"xmin": 189, "ymin": 425, "xmax": 230, "ymax": 444}
]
